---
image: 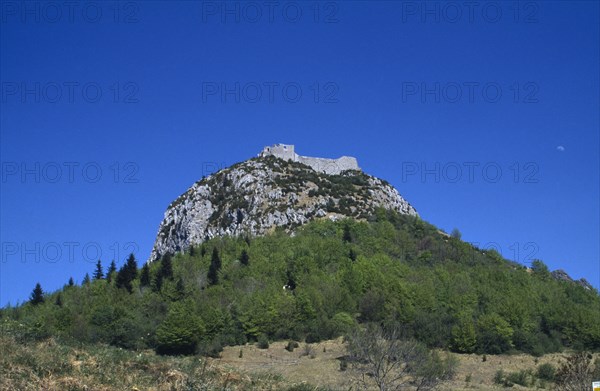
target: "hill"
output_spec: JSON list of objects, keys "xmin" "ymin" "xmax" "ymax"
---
[{"xmin": 2, "ymin": 149, "xmax": 599, "ymax": 390}]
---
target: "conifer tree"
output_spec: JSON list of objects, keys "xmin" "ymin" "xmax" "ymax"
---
[
  {"xmin": 343, "ymin": 224, "xmax": 352, "ymax": 243},
  {"xmin": 140, "ymin": 263, "xmax": 151, "ymax": 287},
  {"xmin": 55, "ymin": 293, "xmax": 63, "ymax": 307},
  {"xmin": 106, "ymin": 260, "xmax": 117, "ymax": 282},
  {"xmin": 82, "ymin": 273, "xmax": 91, "ymax": 285},
  {"xmin": 68, "ymin": 277, "xmax": 74, "ymax": 287},
  {"xmin": 116, "ymin": 253, "xmax": 138, "ymax": 293},
  {"xmin": 240, "ymin": 249, "xmax": 249, "ymax": 266},
  {"xmin": 93, "ymin": 259, "xmax": 104, "ymax": 280},
  {"xmin": 30, "ymin": 283, "xmax": 44, "ymax": 305},
  {"xmin": 207, "ymin": 247, "xmax": 221, "ymax": 285},
  {"xmin": 159, "ymin": 253, "xmax": 173, "ymax": 280}
]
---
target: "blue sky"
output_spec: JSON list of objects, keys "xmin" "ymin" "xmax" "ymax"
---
[{"xmin": 1, "ymin": 1, "xmax": 598, "ymax": 306}]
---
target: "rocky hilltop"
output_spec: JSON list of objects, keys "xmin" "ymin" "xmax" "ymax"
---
[{"xmin": 149, "ymin": 146, "xmax": 416, "ymax": 262}]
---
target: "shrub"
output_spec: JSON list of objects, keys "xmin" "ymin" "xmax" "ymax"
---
[
  {"xmin": 506, "ymin": 370, "xmax": 533, "ymax": 387},
  {"xmin": 285, "ymin": 341, "xmax": 299, "ymax": 352},
  {"xmin": 257, "ymin": 334, "xmax": 269, "ymax": 349},
  {"xmin": 155, "ymin": 302, "xmax": 205, "ymax": 355},
  {"xmin": 493, "ymin": 369, "xmax": 505, "ymax": 385},
  {"xmin": 536, "ymin": 363, "xmax": 556, "ymax": 382}
]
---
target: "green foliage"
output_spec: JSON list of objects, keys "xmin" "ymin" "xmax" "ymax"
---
[
  {"xmin": 531, "ymin": 259, "xmax": 550, "ymax": 279},
  {"xmin": 476, "ymin": 313, "xmax": 514, "ymax": 354},
  {"xmin": 106, "ymin": 260, "xmax": 117, "ymax": 282},
  {"xmin": 140, "ymin": 263, "xmax": 151, "ymax": 287},
  {"xmin": 29, "ymin": 283, "xmax": 44, "ymax": 306},
  {"xmin": 5, "ymin": 211, "xmax": 600, "ymax": 358},
  {"xmin": 116, "ymin": 254, "xmax": 137, "ymax": 293},
  {"xmin": 451, "ymin": 315, "xmax": 476, "ymax": 353},
  {"xmin": 536, "ymin": 362, "xmax": 556, "ymax": 382},
  {"xmin": 240, "ymin": 249, "xmax": 249, "ymax": 266},
  {"xmin": 257, "ymin": 334, "xmax": 269, "ymax": 349},
  {"xmin": 155, "ymin": 301, "xmax": 205, "ymax": 355},
  {"xmin": 93, "ymin": 260, "xmax": 104, "ymax": 280},
  {"xmin": 207, "ymin": 247, "xmax": 221, "ymax": 285}
]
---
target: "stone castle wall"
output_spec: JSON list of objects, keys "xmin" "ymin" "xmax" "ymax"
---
[{"xmin": 259, "ymin": 144, "xmax": 360, "ymax": 175}]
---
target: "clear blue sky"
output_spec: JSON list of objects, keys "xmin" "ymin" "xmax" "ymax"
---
[{"xmin": 1, "ymin": 1, "xmax": 598, "ymax": 306}]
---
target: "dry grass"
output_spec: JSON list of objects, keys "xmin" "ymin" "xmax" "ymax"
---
[
  {"xmin": 0, "ymin": 335, "xmax": 287, "ymax": 390},
  {"xmin": 2, "ymin": 335, "xmax": 597, "ymax": 391},
  {"xmin": 214, "ymin": 339, "xmax": 599, "ymax": 390}
]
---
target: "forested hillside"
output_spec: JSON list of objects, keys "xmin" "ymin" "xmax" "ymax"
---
[{"xmin": 3, "ymin": 210, "xmax": 599, "ymax": 360}]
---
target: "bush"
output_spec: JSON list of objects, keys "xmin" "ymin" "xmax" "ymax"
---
[
  {"xmin": 257, "ymin": 334, "xmax": 269, "ymax": 349},
  {"xmin": 155, "ymin": 302, "xmax": 205, "ymax": 355},
  {"xmin": 285, "ymin": 341, "xmax": 299, "ymax": 352},
  {"xmin": 506, "ymin": 370, "xmax": 532, "ymax": 387},
  {"xmin": 536, "ymin": 363, "xmax": 556, "ymax": 382}
]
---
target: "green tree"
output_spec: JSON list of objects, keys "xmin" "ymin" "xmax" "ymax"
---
[
  {"xmin": 476, "ymin": 313, "xmax": 514, "ymax": 354},
  {"xmin": 93, "ymin": 260, "xmax": 104, "ymax": 280},
  {"xmin": 531, "ymin": 259, "xmax": 550, "ymax": 279},
  {"xmin": 106, "ymin": 260, "xmax": 117, "ymax": 282},
  {"xmin": 208, "ymin": 247, "xmax": 221, "ymax": 285},
  {"xmin": 451, "ymin": 316, "xmax": 476, "ymax": 353},
  {"xmin": 156, "ymin": 301, "xmax": 205, "ymax": 355},
  {"xmin": 450, "ymin": 228, "xmax": 462, "ymax": 240},
  {"xmin": 240, "ymin": 249, "xmax": 249, "ymax": 266},
  {"xmin": 116, "ymin": 254, "xmax": 138, "ymax": 293},
  {"xmin": 54, "ymin": 293, "xmax": 63, "ymax": 307},
  {"xmin": 343, "ymin": 224, "xmax": 353, "ymax": 243},
  {"xmin": 159, "ymin": 253, "xmax": 173, "ymax": 280},
  {"xmin": 30, "ymin": 283, "xmax": 44, "ymax": 305},
  {"xmin": 82, "ymin": 273, "xmax": 91, "ymax": 285},
  {"xmin": 140, "ymin": 263, "xmax": 151, "ymax": 287},
  {"xmin": 68, "ymin": 277, "xmax": 74, "ymax": 287}
]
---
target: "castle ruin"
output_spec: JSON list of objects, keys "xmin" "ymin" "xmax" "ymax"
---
[{"xmin": 259, "ymin": 144, "xmax": 360, "ymax": 175}]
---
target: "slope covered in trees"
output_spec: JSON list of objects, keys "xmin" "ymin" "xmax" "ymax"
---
[{"xmin": 2, "ymin": 210, "xmax": 599, "ymax": 358}]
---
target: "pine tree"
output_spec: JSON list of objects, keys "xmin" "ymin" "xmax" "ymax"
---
[
  {"xmin": 240, "ymin": 249, "xmax": 249, "ymax": 266},
  {"xmin": 93, "ymin": 259, "xmax": 104, "ymax": 280},
  {"xmin": 140, "ymin": 263, "xmax": 151, "ymax": 287},
  {"xmin": 116, "ymin": 253, "xmax": 138, "ymax": 293},
  {"xmin": 68, "ymin": 277, "xmax": 74, "ymax": 287},
  {"xmin": 175, "ymin": 278, "xmax": 185, "ymax": 300},
  {"xmin": 348, "ymin": 248, "xmax": 357, "ymax": 262},
  {"xmin": 55, "ymin": 293, "xmax": 63, "ymax": 307},
  {"xmin": 160, "ymin": 253, "xmax": 173, "ymax": 280},
  {"xmin": 82, "ymin": 273, "xmax": 91, "ymax": 285},
  {"xmin": 343, "ymin": 224, "xmax": 352, "ymax": 243},
  {"xmin": 207, "ymin": 247, "xmax": 221, "ymax": 285},
  {"xmin": 107, "ymin": 260, "xmax": 117, "ymax": 282},
  {"xmin": 30, "ymin": 283, "xmax": 44, "ymax": 305},
  {"xmin": 189, "ymin": 246, "xmax": 196, "ymax": 257}
]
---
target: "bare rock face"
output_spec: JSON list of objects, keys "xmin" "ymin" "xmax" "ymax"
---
[{"xmin": 148, "ymin": 155, "xmax": 417, "ymax": 262}]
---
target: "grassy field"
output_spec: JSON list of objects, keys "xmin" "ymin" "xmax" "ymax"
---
[
  {"xmin": 215, "ymin": 338, "xmax": 580, "ymax": 390},
  {"xmin": 3, "ymin": 334, "xmax": 594, "ymax": 390}
]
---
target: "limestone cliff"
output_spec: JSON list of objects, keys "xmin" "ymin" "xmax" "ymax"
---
[{"xmin": 148, "ymin": 149, "xmax": 416, "ymax": 262}]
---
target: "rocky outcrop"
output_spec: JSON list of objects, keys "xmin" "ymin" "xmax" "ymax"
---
[
  {"xmin": 551, "ymin": 269, "xmax": 594, "ymax": 290},
  {"xmin": 148, "ymin": 154, "xmax": 416, "ymax": 262}
]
